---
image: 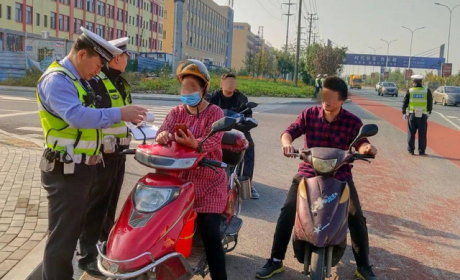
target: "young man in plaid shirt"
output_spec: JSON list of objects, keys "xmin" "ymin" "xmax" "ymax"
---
[{"xmin": 256, "ymin": 76, "xmax": 379, "ymax": 280}]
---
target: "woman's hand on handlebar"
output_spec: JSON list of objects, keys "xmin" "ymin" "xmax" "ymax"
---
[
  {"xmin": 156, "ymin": 131, "xmax": 174, "ymax": 145},
  {"xmin": 358, "ymin": 144, "xmax": 378, "ymax": 156}
]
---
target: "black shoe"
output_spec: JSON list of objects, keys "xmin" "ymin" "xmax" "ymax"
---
[
  {"xmin": 78, "ymin": 260, "xmax": 103, "ymax": 276},
  {"xmin": 255, "ymin": 259, "xmax": 284, "ymax": 279},
  {"xmin": 251, "ymin": 187, "xmax": 260, "ymax": 199},
  {"xmin": 355, "ymin": 265, "xmax": 379, "ymax": 280},
  {"xmin": 419, "ymin": 151, "xmax": 427, "ymax": 156},
  {"xmin": 408, "ymin": 150, "xmax": 414, "ymax": 155}
]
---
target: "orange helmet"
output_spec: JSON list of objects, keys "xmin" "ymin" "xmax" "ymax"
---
[{"xmin": 176, "ymin": 59, "xmax": 211, "ymax": 86}]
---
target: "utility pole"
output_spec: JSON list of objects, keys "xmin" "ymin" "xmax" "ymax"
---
[
  {"xmin": 306, "ymin": 13, "xmax": 318, "ymax": 47},
  {"xmin": 294, "ymin": 0, "xmax": 302, "ymax": 86},
  {"xmin": 435, "ymin": 3, "xmax": 460, "ymax": 63},
  {"xmin": 282, "ymin": 0, "xmax": 295, "ymax": 52}
]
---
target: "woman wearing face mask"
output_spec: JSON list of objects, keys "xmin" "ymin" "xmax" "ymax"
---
[{"xmin": 155, "ymin": 59, "xmax": 228, "ymax": 280}]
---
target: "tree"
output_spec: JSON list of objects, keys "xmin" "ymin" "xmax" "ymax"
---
[
  {"xmin": 243, "ymin": 51, "xmax": 256, "ymax": 76},
  {"xmin": 274, "ymin": 49, "xmax": 295, "ymax": 79},
  {"xmin": 312, "ymin": 45, "xmax": 347, "ymax": 76}
]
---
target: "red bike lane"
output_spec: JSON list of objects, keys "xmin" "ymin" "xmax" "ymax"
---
[{"xmin": 339, "ymin": 93, "xmax": 460, "ymax": 280}]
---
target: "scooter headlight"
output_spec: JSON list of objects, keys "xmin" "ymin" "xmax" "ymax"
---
[
  {"xmin": 312, "ymin": 157, "xmax": 337, "ymax": 174},
  {"xmin": 135, "ymin": 151, "xmax": 197, "ymax": 170},
  {"xmin": 134, "ymin": 184, "xmax": 180, "ymax": 213}
]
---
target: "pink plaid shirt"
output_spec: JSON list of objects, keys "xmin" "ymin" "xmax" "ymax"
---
[{"xmin": 157, "ymin": 104, "xmax": 228, "ymax": 214}]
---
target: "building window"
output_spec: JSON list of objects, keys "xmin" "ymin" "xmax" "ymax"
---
[
  {"xmin": 6, "ymin": 33, "xmax": 23, "ymax": 51},
  {"xmin": 44, "ymin": 15, "xmax": 47, "ymax": 27},
  {"xmin": 26, "ymin": 6, "xmax": 32, "ymax": 24},
  {"xmin": 85, "ymin": 21, "xmax": 94, "ymax": 31},
  {"xmin": 87, "ymin": 0, "xmax": 94, "ymax": 12},
  {"xmin": 107, "ymin": 5, "xmax": 114, "ymax": 19},
  {"xmin": 36, "ymin": 13, "xmax": 40, "ymax": 26},
  {"xmin": 74, "ymin": 18, "xmax": 83, "ymax": 33},
  {"xmin": 117, "ymin": 8, "xmax": 123, "ymax": 21},
  {"xmin": 0, "ymin": 4, "xmax": 2, "ymax": 19},
  {"xmin": 75, "ymin": 0, "xmax": 84, "ymax": 9},
  {"xmin": 96, "ymin": 24, "xmax": 105, "ymax": 38},
  {"xmin": 108, "ymin": 27, "xmax": 113, "ymax": 40},
  {"xmin": 50, "ymin": 12, "xmax": 56, "ymax": 29},
  {"xmin": 97, "ymin": 1, "xmax": 105, "ymax": 16},
  {"xmin": 15, "ymin": 3, "xmax": 23, "ymax": 22},
  {"xmin": 59, "ymin": 14, "xmax": 63, "ymax": 30},
  {"xmin": 135, "ymin": 34, "xmax": 138, "ymax": 46},
  {"xmin": 125, "ymin": 11, "xmax": 128, "ymax": 23},
  {"xmin": 7, "ymin": 6, "xmax": 11, "ymax": 20},
  {"xmin": 159, "ymin": 23, "xmax": 163, "ymax": 34},
  {"xmin": 159, "ymin": 40, "xmax": 162, "ymax": 51},
  {"xmin": 59, "ymin": 0, "xmax": 70, "ymax": 4}
]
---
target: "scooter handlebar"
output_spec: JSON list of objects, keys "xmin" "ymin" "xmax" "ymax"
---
[
  {"xmin": 120, "ymin": 149, "xmax": 136, "ymax": 155},
  {"xmin": 201, "ymin": 158, "xmax": 227, "ymax": 169}
]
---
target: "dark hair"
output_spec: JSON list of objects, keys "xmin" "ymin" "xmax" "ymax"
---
[
  {"xmin": 71, "ymin": 38, "xmax": 99, "ymax": 57},
  {"xmin": 323, "ymin": 76, "xmax": 348, "ymax": 101},
  {"xmin": 221, "ymin": 73, "xmax": 236, "ymax": 80}
]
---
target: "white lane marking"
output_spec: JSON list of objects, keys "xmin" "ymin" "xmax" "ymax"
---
[
  {"xmin": 0, "ymin": 109, "xmax": 22, "ymax": 112},
  {"xmin": 447, "ymin": 116, "xmax": 458, "ymax": 119},
  {"xmin": 433, "ymin": 111, "xmax": 460, "ymax": 131},
  {"xmin": 0, "ymin": 95, "xmax": 32, "ymax": 101},
  {"xmin": 0, "ymin": 111, "xmax": 38, "ymax": 118},
  {"xmin": 16, "ymin": 127, "xmax": 43, "ymax": 132}
]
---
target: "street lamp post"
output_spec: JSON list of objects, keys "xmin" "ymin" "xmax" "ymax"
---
[
  {"xmin": 435, "ymin": 3, "xmax": 460, "ymax": 63},
  {"xmin": 402, "ymin": 26, "xmax": 424, "ymax": 69},
  {"xmin": 380, "ymin": 39, "xmax": 397, "ymax": 81},
  {"xmin": 368, "ymin": 46, "xmax": 382, "ymax": 84}
]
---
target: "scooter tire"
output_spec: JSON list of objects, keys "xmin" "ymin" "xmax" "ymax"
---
[{"xmin": 310, "ymin": 247, "xmax": 327, "ymax": 280}]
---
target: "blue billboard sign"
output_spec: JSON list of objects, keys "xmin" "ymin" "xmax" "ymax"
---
[{"xmin": 344, "ymin": 54, "xmax": 445, "ymax": 70}]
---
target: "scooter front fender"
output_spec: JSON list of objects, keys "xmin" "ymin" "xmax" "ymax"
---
[
  {"xmin": 106, "ymin": 173, "xmax": 195, "ymax": 273},
  {"xmin": 295, "ymin": 177, "xmax": 349, "ymax": 247}
]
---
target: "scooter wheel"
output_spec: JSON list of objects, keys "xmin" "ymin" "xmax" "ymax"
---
[{"xmin": 310, "ymin": 247, "xmax": 327, "ymax": 280}]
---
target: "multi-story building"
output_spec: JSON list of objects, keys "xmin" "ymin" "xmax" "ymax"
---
[
  {"xmin": 0, "ymin": 0, "xmax": 165, "ymax": 54},
  {"xmin": 231, "ymin": 22, "xmax": 272, "ymax": 71},
  {"xmin": 163, "ymin": 0, "xmax": 233, "ymax": 68}
]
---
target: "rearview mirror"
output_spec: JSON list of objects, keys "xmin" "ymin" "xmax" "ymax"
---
[
  {"xmin": 211, "ymin": 117, "xmax": 237, "ymax": 134},
  {"xmin": 349, "ymin": 124, "xmax": 379, "ymax": 153},
  {"xmin": 246, "ymin": 102, "xmax": 258, "ymax": 109},
  {"xmin": 198, "ymin": 117, "xmax": 236, "ymax": 153}
]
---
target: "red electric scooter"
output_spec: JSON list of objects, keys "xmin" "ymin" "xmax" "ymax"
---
[{"xmin": 96, "ymin": 116, "xmax": 252, "ymax": 280}]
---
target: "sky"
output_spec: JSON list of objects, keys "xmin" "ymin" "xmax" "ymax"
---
[{"xmin": 213, "ymin": 0, "xmax": 460, "ymax": 75}]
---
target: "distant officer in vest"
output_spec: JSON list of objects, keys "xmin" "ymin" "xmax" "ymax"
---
[
  {"xmin": 314, "ymin": 74, "xmax": 322, "ymax": 98},
  {"xmin": 321, "ymin": 74, "xmax": 327, "ymax": 89},
  {"xmin": 402, "ymin": 74, "xmax": 433, "ymax": 156},
  {"xmin": 78, "ymin": 37, "xmax": 133, "ymax": 275},
  {"xmin": 37, "ymin": 27, "xmax": 147, "ymax": 280}
]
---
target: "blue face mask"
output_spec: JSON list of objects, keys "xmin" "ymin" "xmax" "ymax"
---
[{"xmin": 180, "ymin": 92, "xmax": 202, "ymax": 107}]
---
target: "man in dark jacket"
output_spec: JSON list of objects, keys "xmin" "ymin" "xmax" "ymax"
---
[{"xmin": 207, "ymin": 73, "xmax": 259, "ymax": 199}]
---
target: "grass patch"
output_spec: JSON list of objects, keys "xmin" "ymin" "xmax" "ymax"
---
[
  {"xmin": 0, "ymin": 69, "xmax": 42, "ymax": 87},
  {"xmin": 135, "ymin": 74, "xmax": 314, "ymax": 98}
]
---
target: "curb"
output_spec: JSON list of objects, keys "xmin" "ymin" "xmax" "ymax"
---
[
  {"xmin": 4, "ymin": 238, "xmax": 46, "ymax": 280},
  {"xmin": 0, "ymin": 128, "xmax": 43, "ymax": 148},
  {"xmin": 0, "ymin": 86, "xmax": 315, "ymax": 105}
]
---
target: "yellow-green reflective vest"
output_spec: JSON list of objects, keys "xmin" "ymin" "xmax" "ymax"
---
[
  {"xmin": 97, "ymin": 72, "xmax": 132, "ymax": 138},
  {"xmin": 37, "ymin": 61, "xmax": 102, "ymax": 155},
  {"xmin": 408, "ymin": 87, "xmax": 428, "ymax": 114}
]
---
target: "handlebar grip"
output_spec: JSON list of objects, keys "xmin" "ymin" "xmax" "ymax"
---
[
  {"xmin": 354, "ymin": 154, "xmax": 375, "ymax": 159},
  {"xmin": 120, "ymin": 149, "xmax": 136, "ymax": 155},
  {"xmin": 202, "ymin": 158, "xmax": 227, "ymax": 168}
]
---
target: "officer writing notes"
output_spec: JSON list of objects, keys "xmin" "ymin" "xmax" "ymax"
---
[
  {"xmin": 78, "ymin": 37, "xmax": 133, "ymax": 275},
  {"xmin": 37, "ymin": 27, "xmax": 147, "ymax": 280},
  {"xmin": 402, "ymin": 74, "xmax": 432, "ymax": 156}
]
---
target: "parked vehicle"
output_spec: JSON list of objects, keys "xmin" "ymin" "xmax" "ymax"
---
[
  {"xmin": 375, "ymin": 82, "xmax": 383, "ymax": 92},
  {"xmin": 378, "ymin": 82, "xmax": 399, "ymax": 97},
  {"xmin": 290, "ymin": 124, "xmax": 378, "ymax": 280},
  {"xmin": 349, "ymin": 75, "xmax": 362, "ymax": 89},
  {"xmin": 96, "ymin": 116, "xmax": 252, "ymax": 280},
  {"xmin": 433, "ymin": 86, "xmax": 460, "ymax": 106}
]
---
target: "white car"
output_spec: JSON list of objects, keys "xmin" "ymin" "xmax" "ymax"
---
[{"xmin": 375, "ymin": 82, "xmax": 383, "ymax": 92}]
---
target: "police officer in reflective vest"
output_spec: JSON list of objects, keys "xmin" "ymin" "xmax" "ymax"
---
[
  {"xmin": 37, "ymin": 27, "xmax": 147, "ymax": 280},
  {"xmin": 402, "ymin": 74, "xmax": 433, "ymax": 156},
  {"xmin": 314, "ymin": 74, "xmax": 322, "ymax": 98},
  {"xmin": 78, "ymin": 37, "xmax": 133, "ymax": 275}
]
